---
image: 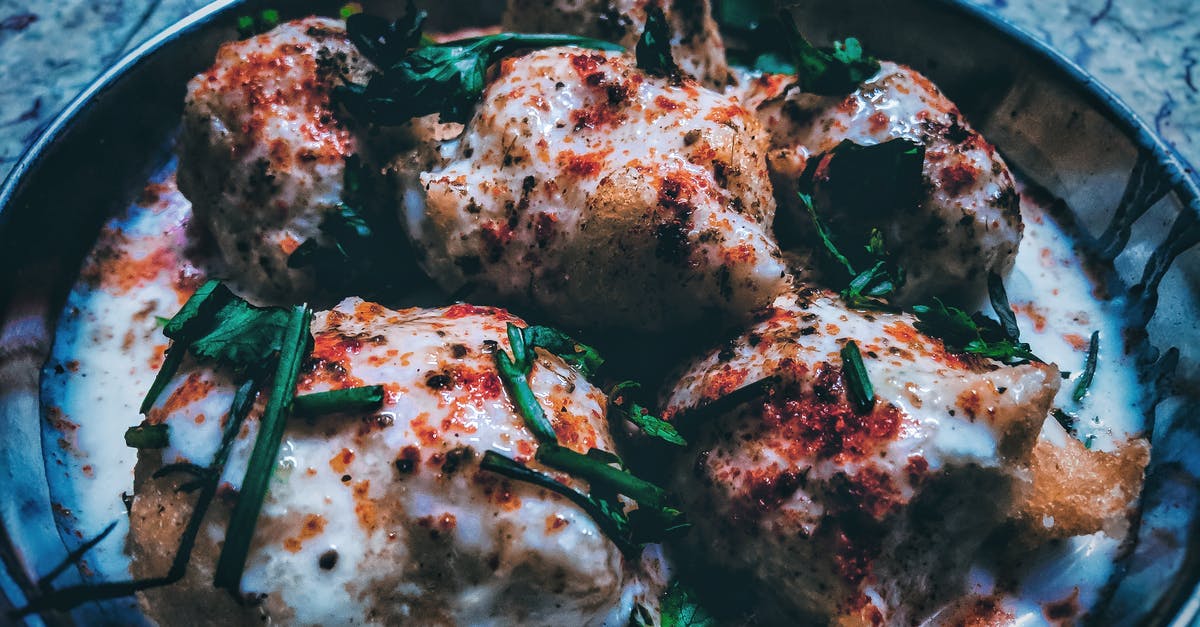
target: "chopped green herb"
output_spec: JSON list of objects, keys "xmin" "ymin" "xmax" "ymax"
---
[
  {"xmin": 537, "ymin": 444, "xmax": 689, "ymax": 543},
  {"xmin": 1051, "ymin": 408, "xmax": 1078, "ymax": 435},
  {"xmin": 840, "ymin": 340, "xmax": 875, "ymax": 413},
  {"xmin": 35, "ymin": 520, "xmax": 118, "ymax": 592},
  {"xmin": 345, "ymin": 1, "xmax": 427, "ymax": 69},
  {"xmin": 672, "ymin": 376, "xmax": 779, "ymax": 431},
  {"xmin": 141, "ymin": 280, "xmax": 232, "ymax": 413},
  {"xmin": 339, "ymin": 31, "xmax": 622, "ymax": 125},
  {"xmin": 287, "ymin": 156, "xmax": 422, "ymax": 298},
  {"xmin": 987, "ymin": 273, "xmax": 1022, "ymax": 342},
  {"xmin": 15, "ymin": 296, "xmax": 269, "ymax": 615},
  {"xmin": 495, "ymin": 325, "xmax": 558, "ymax": 443},
  {"xmin": 779, "ymin": 11, "xmax": 879, "ymax": 96},
  {"xmin": 798, "ymin": 191, "xmax": 855, "ymax": 276},
  {"xmin": 660, "ymin": 580, "xmax": 719, "ymax": 627},
  {"xmin": 479, "ymin": 450, "xmax": 636, "ymax": 554},
  {"xmin": 492, "ymin": 322, "xmax": 605, "ymax": 443},
  {"xmin": 636, "ymin": 5, "xmax": 682, "ymax": 79},
  {"xmin": 585, "ymin": 447, "xmax": 627, "ymax": 470},
  {"xmin": 609, "ymin": 381, "xmax": 686, "ymax": 446},
  {"xmin": 124, "ymin": 422, "xmax": 169, "ymax": 449},
  {"xmin": 1072, "ymin": 331, "xmax": 1100, "ymax": 403},
  {"xmin": 186, "ymin": 299, "xmax": 292, "ymax": 372},
  {"xmin": 214, "ymin": 305, "xmax": 313, "ymax": 593},
  {"xmin": 236, "ymin": 8, "xmax": 282, "ymax": 39},
  {"xmin": 292, "ymin": 385, "xmax": 384, "ymax": 418},
  {"xmin": 796, "ymin": 139, "xmax": 922, "ymax": 311},
  {"xmin": 522, "ymin": 325, "xmax": 604, "ymax": 377},
  {"xmin": 912, "ymin": 298, "xmax": 1042, "ymax": 365}
]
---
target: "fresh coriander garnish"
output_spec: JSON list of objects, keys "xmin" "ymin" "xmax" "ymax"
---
[
  {"xmin": 911, "ymin": 297, "xmax": 1042, "ymax": 364},
  {"xmin": 287, "ymin": 156, "xmax": 421, "ymax": 297},
  {"xmin": 521, "ymin": 325, "xmax": 604, "ymax": 377},
  {"xmin": 1072, "ymin": 330, "xmax": 1100, "ymax": 402},
  {"xmin": 16, "ymin": 284, "xmax": 319, "ymax": 614},
  {"xmin": 494, "ymin": 322, "xmax": 606, "ymax": 443},
  {"xmin": 609, "ymin": 381, "xmax": 686, "ymax": 446},
  {"xmin": 660, "ymin": 580, "xmax": 719, "ymax": 627},
  {"xmin": 292, "ymin": 385, "xmax": 384, "ymax": 418},
  {"xmin": 140, "ymin": 280, "xmax": 230, "ymax": 413},
  {"xmin": 779, "ymin": 10, "xmax": 878, "ymax": 96},
  {"xmin": 636, "ymin": 5, "xmax": 682, "ymax": 80},
  {"xmin": 344, "ymin": 1, "xmax": 428, "ymax": 69},
  {"xmin": 124, "ymin": 422, "xmax": 169, "ymax": 449},
  {"xmin": 1051, "ymin": 408, "xmax": 1078, "ymax": 435},
  {"xmin": 214, "ymin": 305, "xmax": 313, "ymax": 593},
  {"xmin": 479, "ymin": 450, "xmax": 638, "ymax": 554},
  {"xmin": 671, "ymin": 376, "xmax": 780, "ymax": 431},
  {"xmin": 338, "ymin": 27, "xmax": 622, "ymax": 124},
  {"xmin": 236, "ymin": 8, "xmax": 281, "ymax": 39},
  {"xmin": 480, "ymin": 445, "xmax": 688, "ymax": 555},
  {"xmin": 495, "ymin": 324, "xmax": 558, "ymax": 443},
  {"xmin": 536, "ymin": 443, "xmax": 689, "ymax": 544},
  {"xmin": 840, "ymin": 340, "xmax": 875, "ymax": 413},
  {"xmin": 796, "ymin": 139, "xmax": 922, "ymax": 311},
  {"xmin": 987, "ymin": 272, "xmax": 1022, "ymax": 342}
]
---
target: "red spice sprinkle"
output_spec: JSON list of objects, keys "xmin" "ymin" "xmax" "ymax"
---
[
  {"xmin": 939, "ymin": 162, "xmax": 979, "ymax": 196},
  {"xmin": 759, "ymin": 364, "xmax": 903, "ymax": 462}
]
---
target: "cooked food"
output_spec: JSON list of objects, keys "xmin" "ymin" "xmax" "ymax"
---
[
  {"xmin": 660, "ymin": 288, "xmax": 1062, "ymax": 622},
  {"xmin": 501, "ymin": 0, "xmax": 732, "ymax": 87},
  {"xmin": 129, "ymin": 298, "xmax": 658, "ymax": 625},
  {"xmin": 177, "ymin": 17, "xmax": 372, "ymax": 297},
  {"xmin": 1011, "ymin": 418, "xmax": 1150, "ymax": 541},
  {"xmin": 410, "ymin": 47, "xmax": 787, "ymax": 331},
  {"xmin": 28, "ymin": 6, "xmax": 1154, "ymax": 627},
  {"xmin": 745, "ymin": 61, "xmax": 1022, "ymax": 305}
]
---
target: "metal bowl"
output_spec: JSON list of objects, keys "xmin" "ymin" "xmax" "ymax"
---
[{"xmin": 1, "ymin": 0, "xmax": 1197, "ymax": 624}]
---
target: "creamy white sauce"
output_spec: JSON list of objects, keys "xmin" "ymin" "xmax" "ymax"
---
[
  {"xmin": 41, "ymin": 161, "xmax": 207, "ymax": 595},
  {"xmin": 41, "ymin": 113, "xmax": 1147, "ymax": 627}
]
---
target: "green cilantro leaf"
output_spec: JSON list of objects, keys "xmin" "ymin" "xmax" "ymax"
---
[
  {"xmin": 522, "ymin": 325, "xmax": 604, "ymax": 377},
  {"xmin": 779, "ymin": 11, "xmax": 879, "ymax": 96},
  {"xmin": 913, "ymin": 298, "xmax": 1043, "ymax": 364},
  {"xmin": 660, "ymin": 581, "xmax": 719, "ymax": 627},
  {"xmin": 344, "ymin": 1, "xmax": 427, "ymax": 69},
  {"xmin": 339, "ymin": 31, "xmax": 622, "ymax": 125},
  {"xmin": 609, "ymin": 381, "xmax": 687, "ymax": 446},
  {"xmin": 636, "ymin": 5, "xmax": 682, "ymax": 79}
]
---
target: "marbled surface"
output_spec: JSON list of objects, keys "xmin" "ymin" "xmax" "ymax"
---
[{"xmin": 0, "ymin": 0, "xmax": 1197, "ymax": 182}]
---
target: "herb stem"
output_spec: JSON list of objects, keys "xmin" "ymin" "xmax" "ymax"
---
[
  {"xmin": 35, "ymin": 520, "xmax": 119, "ymax": 592},
  {"xmin": 495, "ymin": 350, "xmax": 558, "ymax": 443},
  {"xmin": 479, "ymin": 450, "xmax": 635, "ymax": 554},
  {"xmin": 840, "ymin": 340, "xmax": 875, "ymax": 413},
  {"xmin": 213, "ymin": 305, "xmax": 312, "ymax": 593},
  {"xmin": 535, "ymin": 443, "xmax": 667, "ymax": 510},
  {"xmin": 1072, "ymin": 331, "xmax": 1100, "ymax": 403},
  {"xmin": 292, "ymin": 385, "xmax": 385, "ymax": 418}
]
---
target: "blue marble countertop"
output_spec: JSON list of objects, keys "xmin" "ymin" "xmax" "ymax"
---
[{"xmin": 0, "ymin": 0, "xmax": 1196, "ymax": 181}]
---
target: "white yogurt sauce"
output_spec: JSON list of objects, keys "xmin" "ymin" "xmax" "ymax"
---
[{"xmin": 41, "ymin": 161, "xmax": 1148, "ymax": 624}]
